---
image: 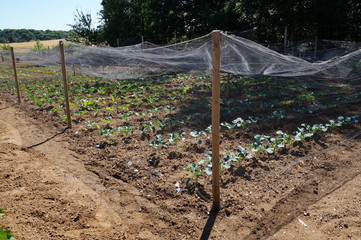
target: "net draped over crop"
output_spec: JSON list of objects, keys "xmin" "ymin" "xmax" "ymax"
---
[{"xmin": 11, "ymin": 32, "xmax": 361, "ymax": 80}]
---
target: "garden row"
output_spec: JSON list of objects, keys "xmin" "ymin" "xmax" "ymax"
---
[{"xmin": 0, "ymin": 64, "xmax": 360, "ymax": 189}]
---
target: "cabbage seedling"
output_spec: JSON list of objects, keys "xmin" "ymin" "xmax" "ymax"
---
[
  {"xmin": 149, "ymin": 134, "xmax": 168, "ymax": 151},
  {"xmin": 184, "ymin": 160, "xmax": 206, "ymax": 185},
  {"xmin": 166, "ymin": 105, "xmax": 176, "ymax": 114},
  {"xmin": 236, "ymin": 146, "xmax": 252, "ymax": 165},
  {"xmin": 168, "ymin": 130, "xmax": 185, "ymax": 146},
  {"xmin": 190, "ymin": 131, "xmax": 206, "ymax": 144}
]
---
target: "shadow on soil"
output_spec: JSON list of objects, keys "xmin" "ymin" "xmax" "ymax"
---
[
  {"xmin": 22, "ymin": 127, "xmax": 69, "ymax": 150},
  {"xmin": 243, "ymin": 165, "xmax": 361, "ymax": 240},
  {"xmin": 200, "ymin": 209, "xmax": 219, "ymax": 240}
]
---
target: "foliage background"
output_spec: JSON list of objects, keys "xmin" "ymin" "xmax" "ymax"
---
[
  {"xmin": 0, "ymin": 29, "xmax": 68, "ymax": 43},
  {"xmin": 1, "ymin": 1, "xmax": 360, "ymax": 46},
  {"xmin": 75, "ymin": 0, "xmax": 361, "ymax": 46}
]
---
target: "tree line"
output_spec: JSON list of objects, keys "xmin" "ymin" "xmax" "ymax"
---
[
  {"xmin": 71, "ymin": 0, "xmax": 361, "ymax": 46},
  {"xmin": 0, "ymin": 29, "xmax": 69, "ymax": 43}
]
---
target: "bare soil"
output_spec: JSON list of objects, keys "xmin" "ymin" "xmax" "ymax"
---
[
  {"xmin": 0, "ymin": 97, "xmax": 360, "ymax": 240},
  {"xmin": 0, "ymin": 66, "xmax": 360, "ymax": 239}
]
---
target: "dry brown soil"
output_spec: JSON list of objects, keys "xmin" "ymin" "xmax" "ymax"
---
[{"xmin": 0, "ymin": 94, "xmax": 360, "ymax": 239}]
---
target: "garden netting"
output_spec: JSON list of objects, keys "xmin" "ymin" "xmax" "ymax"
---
[{"xmin": 11, "ymin": 32, "xmax": 361, "ymax": 80}]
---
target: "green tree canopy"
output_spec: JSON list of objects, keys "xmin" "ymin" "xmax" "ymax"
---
[
  {"xmin": 0, "ymin": 29, "xmax": 69, "ymax": 43},
  {"xmin": 69, "ymin": 0, "xmax": 361, "ymax": 46}
]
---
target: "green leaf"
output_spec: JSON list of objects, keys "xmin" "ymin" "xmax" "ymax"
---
[
  {"xmin": 205, "ymin": 168, "xmax": 212, "ymax": 175},
  {"xmin": 0, "ymin": 227, "xmax": 16, "ymax": 240},
  {"xmin": 222, "ymin": 161, "xmax": 231, "ymax": 169}
]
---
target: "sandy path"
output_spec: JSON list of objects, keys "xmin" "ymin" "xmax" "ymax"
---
[
  {"xmin": 0, "ymin": 100, "xmax": 130, "ymax": 239},
  {"xmin": 269, "ymin": 173, "xmax": 361, "ymax": 240}
]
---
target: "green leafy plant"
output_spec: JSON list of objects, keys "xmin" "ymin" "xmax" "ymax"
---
[
  {"xmin": 149, "ymin": 106, "xmax": 163, "ymax": 115},
  {"xmin": 222, "ymin": 152, "xmax": 237, "ymax": 170},
  {"xmin": 1, "ymin": 43, "xmax": 10, "ymax": 50},
  {"xmin": 0, "ymin": 209, "xmax": 5, "ymax": 217},
  {"xmin": 0, "ymin": 228, "xmax": 16, "ymax": 240},
  {"xmin": 140, "ymin": 122, "xmax": 156, "ymax": 134},
  {"xmin": 168, "ymin": 130, "xmax": 185, "ymax": 147},
  {"xmin": 100, "ymin": 116, "xmax": 113, "ymax": 123},
  {"xmin": 0, "ymin": 209, "xmax": 16, "ymax": 240},
  {"xmin": 118, "ymin": 111, "xmax": 133, "ymax": 119},
  {"xmin": 235, "ymin": 146, "xmax": 252, "ymax": 165},
  {"xmin": 190, "ymin": 131, "xmax": 206, "ymax": 144},
  {"xmin": 298, "ymin": 92, "xmax": 316, "ymax": 104},
  {"xmin": 149, "ymin": 134, "xmax": 168, "ymax": 150},
  {"xmin": 99, "ymin": 128, "xmax": 112, "ymax": 136},
  {"xmin": 113, "ymin": 126, "xmax": 135, "ymax": 136},
  {"xmin": 80, "ymin": 99, "xmax": 96, "ymax": 109},
  {"xmin": 34, "ymin": 99, "xmax": 46, "ymax": 108},
  {"xmin": 85, "ymin": 120, "xmax": 99, "ymax": 129},
  {"xmin": 184, "ymin": 159, "xmax": 211, "ymax": 185},
  {"xmin": 165, "ymin": 105, "xmax": 176, "ymax": 114},
  {"xmin": 33, "ymin": 40, "xmax": 44, "ymax": 50}
]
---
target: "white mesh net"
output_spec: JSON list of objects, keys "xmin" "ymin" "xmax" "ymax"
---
[
  {"xmin": 9, "ymin": 32, "xmax": 361, "ymax": 80},
  {"xmin": 0, "ymin": 50, "xmax": 11, "ymax": 62}
]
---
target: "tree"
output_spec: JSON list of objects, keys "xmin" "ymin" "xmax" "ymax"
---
[
  {"xmin": 100, "ymin": 0, "xmax": 152, "ymax": 46},
  {"xmin": 33, "ymin": 40, "xmax": 44, "ymax": 50},
  {"xmin": 94, "ymin": 0, "xmax": 361, "ymax": 46},
  {"xmin": 68, "ymin": 9, "xmax": 100, "ymax": 45},
  {"xmin": 100, "ymin": 0, "xmax": 241, "ymax": 46},
  {"xmin": 0, "ymin": 29, "xmax": 68, "ymax": 43},
  {"xmin": 234, "ymin": 0, "xmax": 359, "ymax": 43}
]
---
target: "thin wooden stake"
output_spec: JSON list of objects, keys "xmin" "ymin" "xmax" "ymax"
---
[
  {"xmin": 59, "ymin": 41, "xmax": 72, "ymax": 128},
  {"xmin": 212, "ymin": 30, "xmax": 221, "ymax": 210},
  {"xmin": 10, "ymin": 47, "xmax": 21, "ymax": 103}
]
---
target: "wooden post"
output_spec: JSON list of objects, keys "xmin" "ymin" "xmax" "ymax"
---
[
  {"xmin": 141, "ymin": 36, "xmax": 144, "ymax": 49},
  {"xmin": 211, "ymin": 30, "xmax": 221, "ymax": 210},
  {"xmin": 10, "ymin": 47, "xmax": 21, "ymax": 103},
  {"xmin": 59, "ymin": 41, "xmax": 72, "ymax": 128}
]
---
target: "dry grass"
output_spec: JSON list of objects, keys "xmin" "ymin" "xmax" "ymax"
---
[{"xmin": 9, "ymin": 39, "xmax": 67, "ymax": 53}]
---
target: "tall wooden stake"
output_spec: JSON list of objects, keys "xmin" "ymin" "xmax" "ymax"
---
[
  {"xmin": 212, "ymin": 30, "xmax": 221, "ymax": 210},
  {"xmin": 10, "ymin": 47, "xmax": 21, "ymax": 103},
  {"xmin": 59, "ymin": 41, "xmax": 72, "ymax": 128}
]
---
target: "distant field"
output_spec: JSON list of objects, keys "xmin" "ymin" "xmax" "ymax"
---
[{"xmin": 8, "ymin": 39, "xmax": 67, "ymax": 52}]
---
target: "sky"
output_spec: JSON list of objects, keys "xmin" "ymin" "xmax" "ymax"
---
[{"xmin": 0, "ymin": 0, "xmax": 102, "ymax": 31}]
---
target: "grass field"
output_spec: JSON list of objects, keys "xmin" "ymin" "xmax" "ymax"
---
[{"xmin": 7, "ymin": 39, "xmax": 67, "ymax": 53}]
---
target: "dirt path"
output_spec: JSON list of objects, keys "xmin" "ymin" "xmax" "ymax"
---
[
  {"xmin": 0, "ymin": 97, "xmax": 187, "ymax": 239},
  {"xmin": 269, "ymin": 173, "xmax": 361, "ymax": 240},
  {"xmin": 0, "ymin": 101, "xmax": 130, "ymax": 239},
  {"xmin": 0, "ymin": 96, "xmax": 361, "ymax": 240}
]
